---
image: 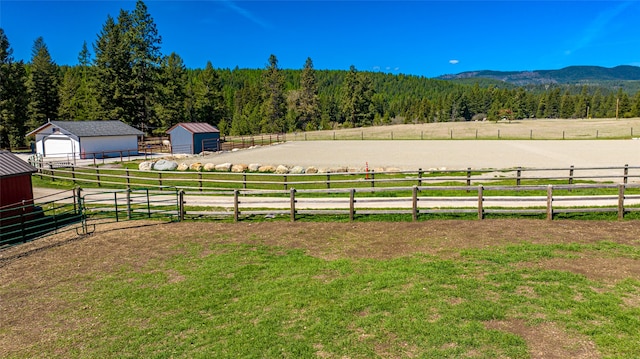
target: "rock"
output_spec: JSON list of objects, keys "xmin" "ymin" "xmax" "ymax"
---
[
  {"xmin": 305, "ymin": 166, "xmax": 318, "ymax": 174},
  {"xmin": 231, "ymin": 164, "xmax": 248, "ymax": 173},
  {"xmin": 386, "ymin": 167, "xmax": 402, "ymax": 173},
  {"xmin": 215, "ymin": 163, "xmax": 232, "ymax": 172},
  {"xmin": 348, "ymin": 167, "xmax": 363, "ymax": 173},
  {"xmin": 153, "ymin": 159, "xmax": 178, "ymax": 171},
  {"xmin": 189, "ymin": 162, "xmax": 203, "ymax": 171},
  {"xmin": 203, "ymin": 163, "xmax": 216, "ymax": 171},
  {"xmin": 275, "ymin": 165, "xmax": 289, "ymax": 174},
  {"xmin": 248, "ymin": 163, "xmax": 261, "ymax": 172},
  {"xmin": 373, "ymin": 167, "xmax": 386, "ymax": 173},
  {"xmin": 258, "ymin": 165, "xmax": 276, "ymax": 173},
  {"xmin": 317, "ymin": 167, "xmax": 329, "ymax": 174},
  {"xmin": 330, "ymin": 166, "xmax": 348, "ymax": 173},
  {"xmin": 289, "ymin": 166, "xmax": 305, "ymax": 174},
  {"xmin": 177, "ymin": 163, "xmax": 189, "ymax": 171},
  {"xmin": 231, "ymin": 148, "xmax": 240, "ymax": 152},
  {"xmin": 138, "ymin": 161, "xmax": 155, "ymax": 171}
]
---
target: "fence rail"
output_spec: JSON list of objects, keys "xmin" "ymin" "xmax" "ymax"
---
[
  {"xmin": 33, "ymin": 163, "xmax": 640, "ymax": 192},
  {"xmin": 4, "ymin": 182, "xmax": 640, "ymax": 247},
  {"xmin": 185, "ymin": 183, "xmax": 640, "ymax": 222}
]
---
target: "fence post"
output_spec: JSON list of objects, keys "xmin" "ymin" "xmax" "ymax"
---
[
  {"xmin": 126, "ymin": 189, "xmax": 132, "ymax": 220},
  {"xmin": 412, "ymin": 186, "xmax": 418, "ymax": 221},
  {"xmin": 623, "ymin": 164, "xmax": 629, "ymax": 184},
  {"xmin": 75, "ymin": 187, "xmax": 83, "ymax": 215},
  {"xmin": 126, "ymin": 169, "xmax": 130, "ymax": 190},
  {"xmin": 370, "ymin": 170, "xmax": 375, "ymax": 188},
  {"xmin": 326, "ymin": 174, "xmax": 331, "ymax": 189},
  {"xmin": 158, "ymin": 172, "xmax": 163, "ymax": 190},
  {"xmin": 178, "ymin": 190, "xmax": 185, "ymax": 221},
  {"xmin": 418, "ymin": 168, "xmax": 423, "ymax": 187},
  {"xmin": 618, "ymin": 184, "xmax": 625, "ymax": 220},
  {"xmin": 546, "ymin": 185, "xmax": 553, "ymax": 220},
  {"xmin": 114, "ymin": 192, "xmax": 119, "ymax": 222},
  {"xmin": 477, "ymin": 185, "xmax": 484, "ymax": 220},
  {"xmin": 71, "ymin": 166, "xmax": 76, "ymax": 184},
  {"xmin": 516, "ymin": 167, "xmax": 522, "ymax": 187},
  {"xmin": 96, "ymin": 168, "xmax": 101, "ymax": 187},
  {"xmin": 349, "ymin": 188, "xmax": 355, "ymax": 222},
  {"xmin": 284, "ymin": 175, "xmax": 288, "ymax": 190},
  {"xmin": 233, "ymin": 190, "xmax": 239, "ymax": 222},
  {"xmin": 290, "ymin": 188, "xmax": 296, "ymax": 222},
  {"xmin": 199, "ymin": 172, "xmax": 203, "ymax": 192},
  {"xmin": 243, "ymin": 174, "xmax": 247, "ymax": 189},
  {"xmin": 568, "ymin": 165, "xmax": 574, "ymax": 186},
  {"xmin": 51, "ymin": 167, "xmax": 55, "ymax": 182},
  {"xmin": 146, "ymin": 188, "xmax": 151, "ymax": 218}
]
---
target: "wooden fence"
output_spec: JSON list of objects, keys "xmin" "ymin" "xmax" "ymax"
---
[
  {"xmin": 34, "ymin": 164, "xmax": 640, "ymax": 191},
  {"xmin": 216, "ymin": 183, "xmax": 640, "ymax": 222}
]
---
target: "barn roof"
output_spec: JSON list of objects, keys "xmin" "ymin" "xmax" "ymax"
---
[
  {"xmin": 167, "ymin": 123, "xmax": 220, "ymax": 134},
  {"xmin": 27, "ymin": 121, "xmax": 144, "ymax": 137},
  {"xmin": 0, "ymin": 150, "xmax": 37, "ymax": 178}
]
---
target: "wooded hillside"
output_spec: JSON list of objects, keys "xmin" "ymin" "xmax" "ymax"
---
[{"xmin": 2, "ymin": 0, "xmax": 640, "ymax": 149}]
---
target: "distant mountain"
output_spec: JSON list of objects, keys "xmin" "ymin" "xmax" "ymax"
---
[{"xmin": 437, "ymin": 65, "xmax": 640, "ymax": 86}]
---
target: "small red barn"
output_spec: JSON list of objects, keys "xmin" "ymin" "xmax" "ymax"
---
[{"xmin": 0, "ymin": 150, "xmax": 38, "ymax": 225}]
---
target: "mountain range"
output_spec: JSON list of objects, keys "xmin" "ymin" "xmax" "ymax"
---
[{"xmin": 437, "ymin": 65, "xmax": 640, "ymax": 86}]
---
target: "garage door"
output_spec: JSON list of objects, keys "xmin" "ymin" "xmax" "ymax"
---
[{"xmin": 44, "ymin": 137, "xmax": 74, "ymax": 158}]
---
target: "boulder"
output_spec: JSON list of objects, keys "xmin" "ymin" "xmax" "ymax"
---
[
  {"xmin": 138, "ymin": 161, "xmax": 155, "ymax": 171},
  {"xmin": 231, "ymin": 164, "xmax": 248, "ymax": 173},
  {"xmin": 215, "ymin": 163, "xmax": 232, "ymax": 172},
  {"xmin": 305, "ymin": 166, "xmax": 318, "ymax": 174},
  {"xmin": 289, "ymin": 166, "xmax": 305, "ymax": 174},
  {"xmin": 189, "ymin": 162, "xmax": 203, "ymax": 171},
  {"xmin": 317, "ymin": 167, "xmax": 329, "ymax": 174},
  {"xmin": 258, "ymin": 165, "xmax": 276, "ymax": 173},
  {"xmin": 386, "ymin": 167, "xmax": 402, "ymax": 173},
  {"xmin": 153, "ymin": 159, "xmax": 178, "ymax": 171},
  {"xmin": 203, "ymin": 163, "xmax": 216, "ymax": 171},
  {"xmin": 275, "ymin": 165, "xmax": 289, "ymax": 174},
  {"xmin": 248, "ymin": 163, "xmax": 261, "ymax": 172},
  {"xmin": 177, "ymin": 163, "xmax": 189, "ymax": 171},
  {"xmin": 330, "ymin": 166, "xmax": 348, "ymax": 173}
]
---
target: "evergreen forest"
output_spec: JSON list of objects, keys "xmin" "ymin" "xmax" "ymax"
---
[{"xmin": 2, "ymin": 0, "xmax": 640, "ymax": 149}]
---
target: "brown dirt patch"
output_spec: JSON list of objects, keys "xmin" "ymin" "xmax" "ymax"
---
[
  {"xmin": 1, "ymin": 219, "xmax": 639, "ymax": 357},
  {"xmin": 485, "ymin": 319, "xmax": 601, "ymax": 359}
]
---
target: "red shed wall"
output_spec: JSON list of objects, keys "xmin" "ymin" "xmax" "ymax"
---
[{"xmin": 0, "ymin": 174, "xmax": 34, "ymax": 210}]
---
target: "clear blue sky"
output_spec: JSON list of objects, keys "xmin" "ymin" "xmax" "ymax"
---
[{"xmin": 1, "ymin": 0, "xmax": 639, "ymax": 78}]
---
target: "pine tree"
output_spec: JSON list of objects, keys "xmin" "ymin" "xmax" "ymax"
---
[
  {"xmin": 128, "ymin": 0, "xmax": 162, "ymax": 129},
  {"xmin": 26, "ymin": 37, "xmax": 60, "ymax": 130},
  {"xmin": 93, "ymin": 14, "xmax": 129, "ymax": 121},
  {"xmin": 261, "ymin": 54, "xmax": 286, "ymax": 133},
  {"xmin": 298, "ymin": 57, "xmax": 320, "ymax": 131},
  {"xmin": 0, "ymin": 29, "xmax": 28, "ymax": 148},
  {"xmin": 58, "ymin": 68, "xmax": 81, "ymax": 120},
  {"xmin": 195, "ymin": 61, "xmax": 226, "ymax": 126},
  {"xmin": 154, "ymin": 52, "xmax": 187, "ymax": 133}
]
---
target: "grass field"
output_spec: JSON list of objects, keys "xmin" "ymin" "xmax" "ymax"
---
[{"xmin": 2, "ymin": 220, "xmax": 640, "ymax": 358}]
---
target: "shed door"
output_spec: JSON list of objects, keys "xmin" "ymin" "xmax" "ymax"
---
[{"xmin": 44, "ymin": 137, "xmax": 74, "ymax": 157}]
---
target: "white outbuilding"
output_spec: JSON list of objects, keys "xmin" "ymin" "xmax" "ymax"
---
[{"xmin": 27, "ymin": 120, "xmax": 144, "ymax": 159}]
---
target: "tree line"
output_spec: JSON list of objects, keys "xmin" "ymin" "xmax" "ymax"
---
[{"xmin": 2, "ymin": 0, "xmax": 640, "ymax": 149}]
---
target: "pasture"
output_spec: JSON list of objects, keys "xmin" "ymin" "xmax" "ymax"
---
[
  {"xmin": 2, "ymin": 220, "xmax": 640, "ymax": 358},
  {"xmin": 3, "ymin": 118, "xmax": 640, "ymax": 358}
]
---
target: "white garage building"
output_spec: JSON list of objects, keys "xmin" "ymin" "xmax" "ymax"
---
[{"xmin": 27, "ymin": 120, "xmax": 144, "ymax": 159}]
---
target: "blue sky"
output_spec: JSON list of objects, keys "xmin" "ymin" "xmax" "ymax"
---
[{"xmin": 1, "ymin": 0, "xmax": 639, "ymax": 78}]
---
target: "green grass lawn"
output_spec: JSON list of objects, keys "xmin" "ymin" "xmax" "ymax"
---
[{"xmin": 25, "ymin": 240, "xmax": 637, "ymax": 358}]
